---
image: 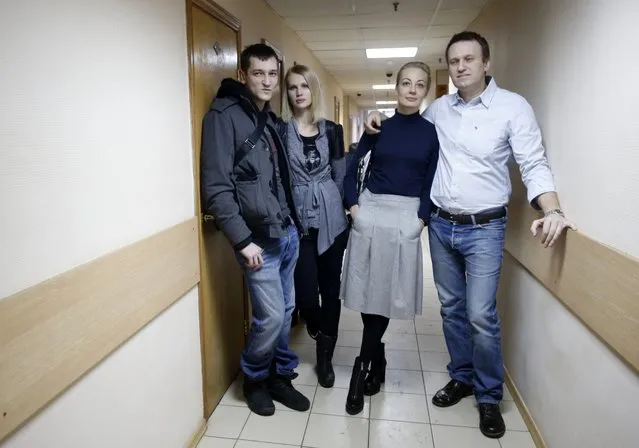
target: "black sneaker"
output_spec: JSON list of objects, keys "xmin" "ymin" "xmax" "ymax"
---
[
  {"xmin": 243, "ymin": 379, "xmax": 275, "ymax": 416},
  {"xmin": 267, "ymin": 375, "xmax": 310, "ymax": 412}
]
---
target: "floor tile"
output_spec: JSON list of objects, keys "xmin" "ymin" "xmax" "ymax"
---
[
  {"xmin": 332, "ymin": 345, "xmax": 360, "ymax": 366},
  {"xmin": 293, "ymin": 362, "xmax": 318, "ymax": 386},
  {"xmin": 370, "ymin": 391, "xmax": 430, "ymax": 423},
  {"xmin": 382, "ymin": 332, "xmax": 419, "ymax": 351},
  {"xmin": 499, "ymin": 431, "xmax": 536, "ymax": 448},
  {"xmin": 369, "ymin": 420, "xmax": 434, "ymax": 448},
  {"xmin": 339, "ymin": 316, "xmax": 363, "ymax": 332},
  {"xmin": 340, "ymin": 307, "xmax": 362, "ymax": 319},
  {"xmin": 422, "ymin": 288, "xmax": 440, "ymax": 307},
  {"xmin": 417, "ymin": 334, "xmax": 448, "ymax": 353},
  {"xmin": 415, "ymin": 319, "xmax": 444, "ymax": 335},
  {"xmin": 291, "ymin": 343, "xmax": 316, "ymax": 364},
  {"xmin": 303, "ymin": 413, "xmax": 369, "ymax": 448},
  {"xmin": 386, "ymin": 349, "xmax": 423, "ymax": 371},
  {"xmin": 312, "ymin": 385, "xmax": 370, "ymax": 418},
  {"xmin": 336, "ymin": 330, "xmax": 364, "ymax": 347},
  {"xmin": 197, "ymin": 436, "xmax": 235, "ymax": 448},
  {"xmin": 427, "ymin": 395, "xmax": 478, "ymax": 427},
  {"xmin": 421, "ymin": 351, "xmax": 450, "ymax": 372},
  {"xmin": 206, "ymin": 405, "xmax": 250, "ymax": 438},
  {"xmin": 431, "ymin": 424, "xmax": 500, "ymax": 447},
  {"xmin": 274, "ymin": 384, "xmax": 316, "ymax": 412},
  {"xmin": 501, "ymin": 400, "xmax": 528, "ymax": 431},
  {"xmin": 331, "ymin": 364, "xmax": 355, "ymax": 389},
  {"xmin": 416, "ymin": 307, "xmax": 443, "ymax": 322},
  {"xmin": 386, "ymin": 319, "xmax": 416, "ymax": 334},
  {"xmin": 380, "ymin": 369, "xmax": 425, "ymax": 394},
  {"xmin": 219, "ymin": 376, "xmax": 246, "ymax": 408},
  {"xmin": 423, "ymin": 371, "xmax": 452, "ymax": 396},
  {"xmin": 235, "ymin": 440, "xmax": 299, "ymax": 448},
  {"xmin": 240, "ymin": 410, "xmax": 309, "ymax": 446}
]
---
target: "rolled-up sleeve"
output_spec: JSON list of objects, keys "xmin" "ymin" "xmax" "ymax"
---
[{"xmin": 508, "ymin": 99, "xmax": 556, "ymax": 208}]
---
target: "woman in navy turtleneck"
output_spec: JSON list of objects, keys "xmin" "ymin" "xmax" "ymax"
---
[{"xmin": 340, "ymin": 61, "xmax": 439, "ymax": 415}]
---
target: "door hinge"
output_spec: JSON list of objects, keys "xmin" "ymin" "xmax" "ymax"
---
[{"xmin": 244, "ymin": 319, "xmax": 249, "ymax": 335}]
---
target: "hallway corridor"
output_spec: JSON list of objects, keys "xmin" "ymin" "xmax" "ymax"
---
[{"xmin": 197, "ymin": 238, "xmax": 534, "ymax": 448}]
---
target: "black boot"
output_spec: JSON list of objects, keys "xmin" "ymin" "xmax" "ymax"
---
[
  {"xmin": 345, "ymin": 357, "xmax": 369, "ymax": 415},
  {"xmin": 316, "ymin": 332, "xmax": 337, "ymax": 388},
  {"xmin": 267, "ymin": 374, "xmax": 311, "ymax": 412},
  {"xmin": 364, "ymin": 342, "xmax": 386, "ymax": 396},
  {"xmin": 243, "ymin": 378, "xmax": 275, "ymax": 416}
]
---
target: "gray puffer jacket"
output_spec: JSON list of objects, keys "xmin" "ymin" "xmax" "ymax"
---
[{"xmin": 200, "ymin": 78, "xmax": 300, "ymax": 250}]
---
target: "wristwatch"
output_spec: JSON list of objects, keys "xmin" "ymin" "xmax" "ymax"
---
[{"xmin": 544, "ymin": 209, "xmax": 564, "ymax": 217}]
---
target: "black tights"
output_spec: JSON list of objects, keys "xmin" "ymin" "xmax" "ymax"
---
[
  {"xmin": 294, "ymin": 228, "xmax": 348, "ymax": 337},
  {"xmin": 359, "ymin": 313, "xmax": 390, "ymax": 364}
]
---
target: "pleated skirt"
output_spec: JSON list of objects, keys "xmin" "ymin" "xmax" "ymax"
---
[{"xmin": 340, "ymin": 189, "xmax": 423, "ymax": 320}]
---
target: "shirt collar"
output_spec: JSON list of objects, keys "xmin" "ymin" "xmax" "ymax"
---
[{"xmin": 451, "ymin": 76, "xmax": 498, "ymax": 108}]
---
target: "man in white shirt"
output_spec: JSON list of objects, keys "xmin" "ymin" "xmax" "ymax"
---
[{"xmin": 364, "ymin": 31, "xmax": 576, "ymax": 439}]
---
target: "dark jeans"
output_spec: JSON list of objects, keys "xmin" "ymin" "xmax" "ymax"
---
[{"xmin": 294, "ymin": 228, "xmax": 348, "ymax": 337}]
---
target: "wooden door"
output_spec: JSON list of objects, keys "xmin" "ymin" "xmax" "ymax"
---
[{"xmin": 186, "ymin": 0, "xmax": 246, "ymax": 418}]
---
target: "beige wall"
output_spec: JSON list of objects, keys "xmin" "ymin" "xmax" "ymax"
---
[
  {"xmin": 0, "ymin": 0, "xmax": 203, "ymax": 446},
  {"xmin": 216, "ymin": 0, "xmax": 344, "ymax": 124},
  {"xmin": 469, "ymin": 1, "xmax": 639, "ymax": 447}
]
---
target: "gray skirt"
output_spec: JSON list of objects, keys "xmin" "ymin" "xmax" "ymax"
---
[{"xmin": 340, "ymin": 189, "xmax": 423, "ymax": 320}]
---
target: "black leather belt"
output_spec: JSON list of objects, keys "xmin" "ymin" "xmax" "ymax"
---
[{"xmin": 433, "ymin": 206, "xmax": 507, "ymax": 225}]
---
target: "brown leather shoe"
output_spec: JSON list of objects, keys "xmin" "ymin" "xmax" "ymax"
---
[
  {"xmin": 432, "ymin": 379, "xmax": 473, "ymax": 407},
  {"xmin": 479, "ymin": 403, "xmax": 506, "ymax": 438}
]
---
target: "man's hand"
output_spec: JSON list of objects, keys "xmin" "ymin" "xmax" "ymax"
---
[
  {"xmin": 240, "ymin": 242, "xmax": 264, "ymax": 270},
  {"xmin": 530, "ymin": 213, "xmax": 577, "ymax": 248},
  {"xmin": 350, "ymin": 205, "xmax": 359, "ymax": 219},
  {"xmin": 364, "ymin": 111, "xmax": 387, "ymax": 135}
]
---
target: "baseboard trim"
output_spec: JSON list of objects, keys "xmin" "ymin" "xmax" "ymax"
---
[
  {"xmin": 185, "ymin": 418, "xmax": 207, "ymax": 448},
  {"xmin": 504, "ymin": 368, "xmax": 546, "ymax": 448}
]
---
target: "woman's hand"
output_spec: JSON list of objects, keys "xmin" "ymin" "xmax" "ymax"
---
[{"xmin": 350, "ymin": 205, "xmax": 359, "ymax": 219}]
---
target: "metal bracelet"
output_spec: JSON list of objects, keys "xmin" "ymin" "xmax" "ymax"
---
[{"xmin": 544, "ymin": 209, "xmax": 564, "ymax": 217}]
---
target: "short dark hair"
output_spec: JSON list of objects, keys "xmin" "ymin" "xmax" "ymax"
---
[
  {"xmin": 445, "ymin": 31, "xmax": 490, "ymax": 63},
  {"xmin": 240, "ymin": 43, "xmax": 279, "ymax": 72}
]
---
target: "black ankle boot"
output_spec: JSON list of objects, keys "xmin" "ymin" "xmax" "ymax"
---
[
  {"xmin": 345, "ymin": 357, "xmax": 369, "ymax": 415},
  {"xmin": 364, "ymin": 342, "xmax": 386, "ymax": 396},
  {"xmin": 316, "ymin": 332, "xmax": 337, "ymax": 388}
]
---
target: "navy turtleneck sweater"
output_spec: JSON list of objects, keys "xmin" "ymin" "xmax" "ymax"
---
[{"xmin": 344, "ymin": 110, "xmax": 439, "ymax": 222}]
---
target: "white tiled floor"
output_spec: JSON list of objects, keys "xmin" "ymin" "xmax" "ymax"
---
[{"xmin": 198, "ymin": 238, "xmax": 536, "ymax": 448}]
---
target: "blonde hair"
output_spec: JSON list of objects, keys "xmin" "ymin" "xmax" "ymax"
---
[
  {"xmin": 283, "ymin": 64, "xmax": 325, "ymax": 123},
  {"xmin": 396, "ymin": 61, "xmax": 432, "ymax": 94}
]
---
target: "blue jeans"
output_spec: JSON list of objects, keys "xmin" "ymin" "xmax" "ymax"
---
[
  {"xmin": 237, "ymin": 224, "xmax": 300, "ymax": 381},
  {"xmin": 428, "ymin": 213, "xmax": 506, "ymax": 404}
]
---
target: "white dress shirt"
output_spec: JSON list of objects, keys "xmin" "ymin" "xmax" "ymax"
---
[{"xmin": 423, "ymin": 77, "xmax": 555, "ymax": 214}]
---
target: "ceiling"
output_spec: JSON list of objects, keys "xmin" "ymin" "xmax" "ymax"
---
[{"xmin": 265, "ymin": 0, "xmax": 491, "ymax": 108}]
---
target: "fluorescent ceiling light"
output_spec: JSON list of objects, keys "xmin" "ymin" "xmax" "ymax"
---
[
  {"xmin": 372, "ymin": 84, "xmax": 395, "ymax": 90},
  {"xmin": 376, "ymin": 100, "xmax": 397, "ymax": 105},
  {"xmin": 366, "ymin": 47, "xmax": 417, "ymax": 59}
]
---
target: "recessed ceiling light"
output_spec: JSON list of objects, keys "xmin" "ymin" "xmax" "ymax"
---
[
  {"xmin": 372, "ymin": 84, "xmax": 396, "ymax": 90},
  {"xmin": 376, "ymin": 100, "xmax": 397, "ymax": 105},
  {"xmin": 366, "ymin": 47, "xmax": 417, "ymax": 59}
]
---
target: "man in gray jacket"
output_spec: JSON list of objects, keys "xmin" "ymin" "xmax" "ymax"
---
[{"xmin": 200, "ymin": 43, "xmax": 309, "ymax": 416}]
